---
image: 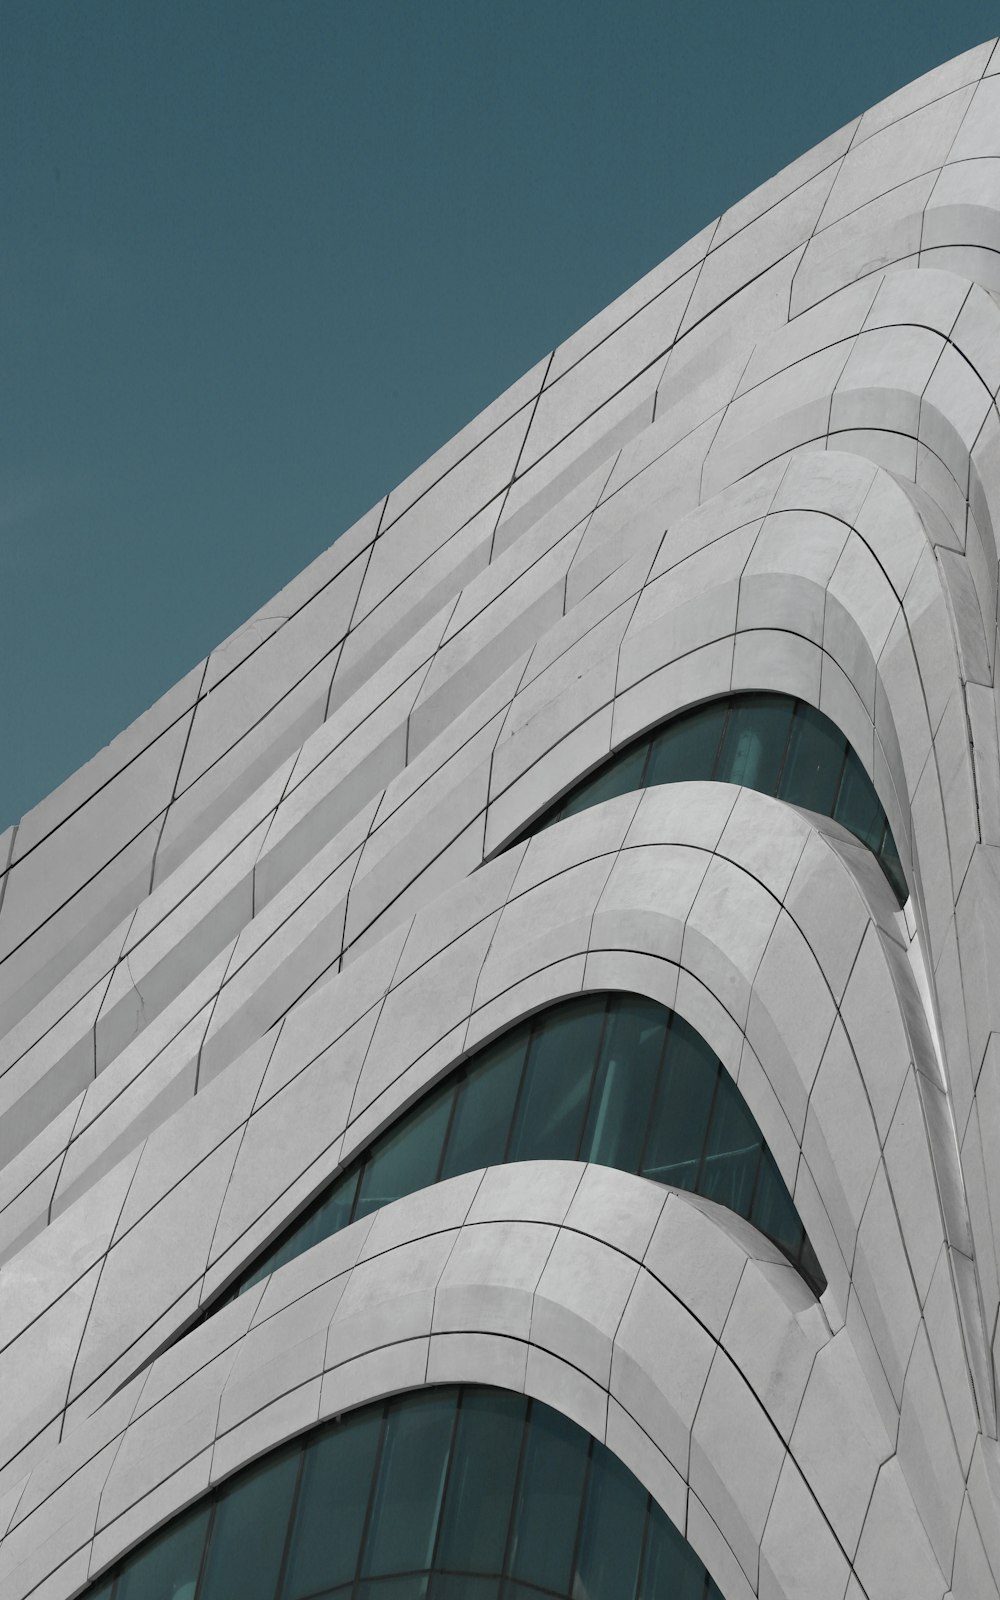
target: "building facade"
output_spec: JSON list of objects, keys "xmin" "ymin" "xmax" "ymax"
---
[{"xmin": 3, "ymin": 37, "xmax": 1000, "ymax": 1600}]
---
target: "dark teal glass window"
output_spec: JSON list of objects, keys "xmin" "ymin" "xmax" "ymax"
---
[
  {"xmin": 83, "ymin": 1387, "xmax": 723, "ymax": 1600},
  {"xmin": 282, "ymin": 1408, "xmax": 381, "ymax": 1597},
  {"xmin": 208, "ymin": 993, "xmax": 823, "ymax": 1315},
  {"xmin": 531, "ymin": 691, "xmax": 907, "ymax": 904},
  {"xmin": 199, "ymin": 1449, "xmax": 299, "ymax": 1600},
  {"xmin": 114, "ymin": 1505, "xmax": 210, "ymax": 1600}
]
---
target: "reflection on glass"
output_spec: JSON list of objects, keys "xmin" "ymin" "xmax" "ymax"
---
[
  {"xmin": 751, "ymin": 1146, "xmax": 807, "ymax": 1259},
  {"xmin": 641, "ymin": 1019, "xmax": 718, "ymax": 1193},
  {"xmin": 639, "ymin": 1511, "xmax": 710, "ymax": 1600},
  {"xmin": 780, "ymin": 701, "xmax": 845, "ymax": 816},
  {"xmin": 362, "ymin": 1393, "xmax": 455, "ymax": 1577},
  {"xmin": 354, "ymin": 1084, "xmax": 455, "ymax": 1220},
  {"xmin": 645, "ymin": 699, "xmax": 728, "ymax": 787},
  {"xmin": 508, "ymin": 1405, "xmax": 589, "ymax": 1592},
  {"xmin": 700, "ymin": 1080, "xmax": 762, "ymax": 1215},
  {"xmin": 430, "ymin": 1578, "xmax": 498, "ymax": 1600},
  {"xmin": 575, "ymin": 1446, "xmax": 647, "ymax": 1599},
  {"xmin": 532, "ymin": 690, "xmax": 906, "ymax": 904},
  {"xmin": 556, "ymin": 741, "xmax": 648, "ymax": 822},
  {"xmin": 833, "ymin": 747, "xmax": 885, "ymax": 851},
  {"xmin": 438, "ymin": 1039, "xmax": 521, "ymax": 1179},
  {"xmin": 717, "ymin": 693, "xmax": 792, "ymax": 792},
  {"xmin": 115, "ymin": 1506, "xmax": 210, "ymax": 1600},
  {"xmin": 87, "ymin": 1388, "xmax": 723, "ymax": 1600},
  {"xmin": 199, "ymin": 1450, "xmax": 298, "ymax": 1600},
  {"xmin": 582, "ymin": 999, "xmax": 664, "ymax": 1170},
  {"xmin": 434, "ymin": 1389, "xmax": 523, "ymax": 1574},
  {"xmin": 506, "ymin": 996, "xmax": 604, "ymax": 1162},
  {"xmin": 281, "ymin": 1409, "xmax": 381, "ymax": 1599}
]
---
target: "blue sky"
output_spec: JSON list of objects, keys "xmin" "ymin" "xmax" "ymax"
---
[{"xmin": 3, "ymin": 1, "xmax": 998, "ymax": 828}]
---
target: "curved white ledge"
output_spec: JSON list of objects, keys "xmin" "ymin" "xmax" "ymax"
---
[
  {"xmin": 0, "ymin": 1165, "xmax": 945, "ymax": 1600},
  {"xmin": 0, "ymin": 783, "xmax": 982, "ymax": 1596}
]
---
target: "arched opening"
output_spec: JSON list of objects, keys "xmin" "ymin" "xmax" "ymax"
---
[
  {"xmin": 527, "ymin": 691, "xmax": 906, "ymax": 903},
  {"xmin": 213, "ymin": 992, "xmax": 824, "ymax": 1312},
  {"xmin": 87, "ymin": 1386, "xmax": 722, "ymax": 1600}
]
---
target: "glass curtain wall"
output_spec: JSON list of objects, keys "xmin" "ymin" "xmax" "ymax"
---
[
  {"xmin": 85, "ymin": 1386, "xmax": 723, "ymax": 1600},
  {"xmin": 529, "ymin": 691, "xmax": 906, "ymax": 903},
  {"xmin": 212, "ymin": 993, "xmax": 824, "ymax": 1313}
]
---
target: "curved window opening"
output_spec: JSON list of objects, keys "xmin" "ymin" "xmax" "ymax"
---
[
  {"xmin": 527, "ymin": 691, "xmax": 906, "ymax": 904},
  {"xmin": 209, "ymin": 993, "xmax": 824, "ymax": 1315},
  {"xmin": 85, "ymin": 1385, "xmax": 723, "ymax": 1600}
]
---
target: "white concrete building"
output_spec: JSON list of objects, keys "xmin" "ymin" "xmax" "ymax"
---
[{"xmin": 3, "ymin": 37, "xmax": 1000, "ymax": 1600}]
